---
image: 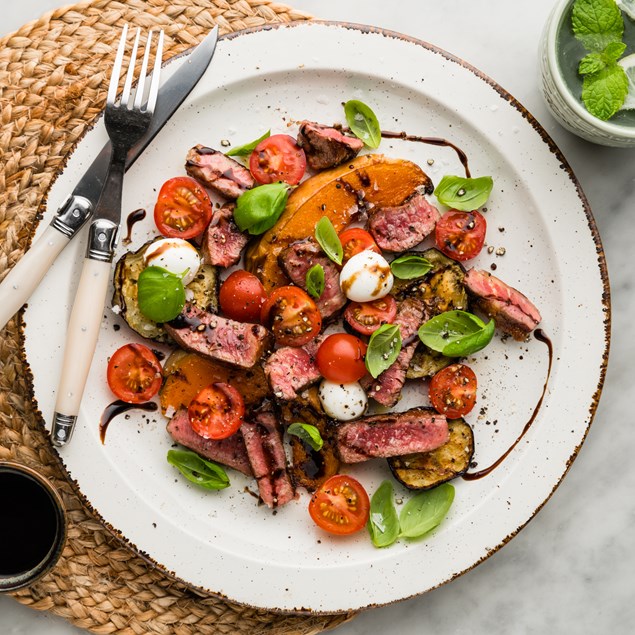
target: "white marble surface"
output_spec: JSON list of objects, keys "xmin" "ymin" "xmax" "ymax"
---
[{"xmin": 1, "ymin": 0, "xmax": 634, "ymax": 633}]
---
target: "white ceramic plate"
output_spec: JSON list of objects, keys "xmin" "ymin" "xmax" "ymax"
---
[{"xmin": 22, "ymin": 22, "xmax": 609, "ymax": 613}]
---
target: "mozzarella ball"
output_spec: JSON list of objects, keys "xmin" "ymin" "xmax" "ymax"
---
[
  {"xmin": 340, "ymin": 250, "xmax": 394, "ymax": 303},
  {"xmin": 318, "ymin": 379, "xmax": 368, "ymax": 421},
  {"xmin": 144, "ymin": 238, "xmax": 201, "ymax": 285}
]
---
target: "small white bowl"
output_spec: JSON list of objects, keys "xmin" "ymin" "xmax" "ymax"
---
[{"xmin": 540, "ymin": 0, "xmax": 635, "ymax": 147}]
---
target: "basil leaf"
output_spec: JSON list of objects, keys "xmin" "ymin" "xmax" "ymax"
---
[
  {"xmin": 137, "ymin": 266, "xmax": 185, "ymax": 323},
  {"xmin": 418, "ymin": 310, "xmax": 494, "ymax": 357},
  {"xmin": 305, "ymin": 264, "xmax": 325, "ymax": 299},
  {"xmin": 390, "ymin": 254, "xmax": 433, "ymax": 280},
  {"xmin": 226, "ymin": 130, "xmax": 270, "ymax": 157},
  {"xmin": 399, "ymin": 483, "xmax": 455, "ymax": 539},
  {"xmin": 572, "ymin": 0, "xmax": 623, "ymax": 52},
  {"xmin": 367, "ymin": 480, "xmax": 400, "ymax": 548},
  {"xmin": 234, "ymin": 182, "xmax": 289, "ymax": 235},
  {"xmin": 344, "ymin": 99, "xmax": 381, "ymax": 149},
  {"xmin": 434, "ymin": 175, "xmax": 493, "ymax": 211},
  {"xmin": 287, "ymin": 422, "xmax": 324, "ymax": 451},
  {"xmin": 315, "ymin": 216, "xmax": 343, "ymax": 265},
  {"xmin": 365, "ymin": 323, "xmax": 402, "ymax": 378},
  {"xmin": 167, "ymin": 449, "xmax": 230, "ymax": 490}
]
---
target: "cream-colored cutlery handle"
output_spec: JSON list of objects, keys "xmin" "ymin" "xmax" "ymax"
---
[
  {"xmin": 51, "ymin": 257, "xmax": 111, "ymax": 446},
  {"xmin": 0, "ymin": 226, "xmax": 70, "ymax": 330}
]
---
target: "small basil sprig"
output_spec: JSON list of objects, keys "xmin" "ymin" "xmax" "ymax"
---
[
  {"xmin": 365, "ymin": 323, "xmax": 402, "ymax": 378},
  {"xmin": 399, "ymin": 483, "xmax": 455, "ymax": 539},
  {"xmin": 434, "ymin": 175, "xmax": 493, "ymax": 211},
  {"xmin": 390, "ymin": 254, "xmax": 433, "ymax": 280},
  {"xmin": 367, "ymin": 480, "xmax": 400, "ymax": 548},
  {"xmin": 167, "ymin": 449, "xmax": 230, "ymax": 490},
  {"xmin": 287, "ymin": 422, "xmax": 324, "ymax": 451},
  {"xmin": 344, "ymin": 99, "xmax": 381, "ymax": 149},
  {"xmin": 226, "ymin": 130, "xmax": 270, "ymax": 157},
  {"xmin": 234, "ymin": 182, "xmax": 289, "ymax": 235},
  {"xmin": 305, "ymin": 264, "xmax": 325, "ymax": 299},
  {"xmin": 418, "ymin": 310, "xmax": 495, "ymax": 357},
  {"xmin": 315, "ymin": 217, "xmax": 343, "ymax": 265},
  {"xmin": 137, "ymin": 266, "xmax": 186, "ymax": 323}
]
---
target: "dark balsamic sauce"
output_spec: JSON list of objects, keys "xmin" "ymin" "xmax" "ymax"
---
[
  {"xmin": 299, "ymin": 444, "xmax": 325, "ymax": 480},
  {"xmin": 99, "ymin": 400, "xmax": 158, "ymax": 444},
  {"xmin": 463, "ymin": 329, "xmax": 553, "ymax": 481},
  {"xmin": 122, "ymin": 208, "xmax": 146, "ymax": 245}
]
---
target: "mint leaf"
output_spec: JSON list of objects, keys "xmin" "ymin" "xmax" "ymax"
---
[
  {"xmin": 582, "ymin": 63, "xmax": 629, "ymax": 119},
  {"xmin": 572, "ymin": 0, "xmax": 624, "ymax": 51},
  {"xmin": 579, "ymin": 52, "xmax": 606, "ymax": 75},
  {"xmin": 603, "ymin": 40, "xmax": 627, "ymax": 63}
]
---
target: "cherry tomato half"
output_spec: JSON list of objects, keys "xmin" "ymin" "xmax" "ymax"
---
[
  {"xmin": 343, "ymin": 295, "xmax": 398, "ymax": 336},
  {"xmin": 260, "ymin": 286, "xmax": 322, "ymax": 346},
  {"xmin": 434, "ymin": 209, "xmax": 487, "ymax": 261},
  {"xmin": 316, "ymin": 334, "xmax": 368, "ymax": 383},
  {"xmin": 107, "ymin": 343, "xmax": 163, "ymax": 404},
  {"xmin": 249, "ymin": 134, "xmax": 306, "ymax": 185},
  {"xmin": 154, "ymin": 176, "xmax": 213, "ymax": 239},
  {"xmin": 187, "ymin": 382, "xmax": 245, "ymax": 440},
  {"xmin": 338, "ymin": 227, "xmax": 381, "ymax": 262},
  {"xmin": 308, "ymin": 474, "xmax": 370, "ymax": 535},
  {"xmin": 429, "ymin": 363, "xmax": 477, "ymax": 418},
  {"xmin": 219, "ymin": 270, "xmax": 267, "ymax": 323}
]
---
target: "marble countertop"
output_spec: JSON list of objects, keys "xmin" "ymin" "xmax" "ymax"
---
[{"xmin": 2, "ymin": 1, "xmax": 634, "ymax": 633}]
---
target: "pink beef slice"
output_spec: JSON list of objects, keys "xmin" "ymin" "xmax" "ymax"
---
[
  {"xmin": 296, "ymin": 121, "xmax": 364, "ymax": 170},
  {"xmin": 464, "ymin": 268, "xmax": 542, "ymax": 341},
  {"xmin": 164, "ymin": 304, "xmax": 272, "ymax": 369},
  {"xmin": 369, "ymin": 191, "xmax": 440, "ymax": 252},
  {"xmin": 166, "ymin": 409, "xmax": 253, "ymax": 476},
  {"xmin": 264, "ymin": 345, "xmax": 321, "ymax": 401},
  {"xmin": 201, "ymin": 202, "xmax": 248, "ymax": 268},
  {"xmin": 185, "ymin": 145, "xmax": 255, "ymax": 200},
  {"xmin": 241, "ymin": 406, "xmax": 296, "ymax": 508},
  {"xmin": 366, "ymin": 297, "xmax": 426, "ymax": 407},
  {"xmin": 336, "ymin": 407, "xmax": 449, "ymax": 463},
  {"xmin": 278, "ymin": 238, "xmax": 347, "ymax": 319}
]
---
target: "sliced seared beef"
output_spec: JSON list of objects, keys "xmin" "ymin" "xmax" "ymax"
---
[
  {"xmin": 365, "ymin": 297, "xmax": 425, "ymax": 407},
  {"xmin": 335, "ymin": 407, "xmax": 449, "ymax": 463},
  {"xmin": 296, "ymin": 121, "xmax": 364, "ymax": 170},
  {"xmin": 369, "ymin": 191, "xmax": 440, "ymax": 252},
  {"xmin": 464, "ymin": 269, "xmax": 542, "ymax": 341},
  {"xmin": 241, "ymin": 405, "xmax": 296, "ymax": 508},
  {"xmin": 165, "ymin": 304, "xmax": 272, "ymax": 369},
  {"xmin": 264, "ymin": 345, "xmax": 321, "ymax": 401},
  {"xmin": 201, "ymin": 203, "xmax": 248, "ymax": 268},
  {"xmin": 166, "ymin": 409, "xmax": 253, "ymax": 476},
  {"xmin": 278, "ymin": 238, "xmax": 346, "ymax": 319},
  {"xmin": 185, "ymin": 145, "xmax": 255, "ymax": 200}
]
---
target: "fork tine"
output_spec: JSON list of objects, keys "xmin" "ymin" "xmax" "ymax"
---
[
  {"xmin": 120, "ymin": 27, "xmax": 141, "ymax": 108},
  {"xmin": 107, "ymin": 24, "xmax": 129, "ymax": 106},
  {"xmin": 133, "ymin": 31, "xmax": 154, "ymax": 111},
  {"xmin": 145, "ymin": 30, "xmax": 164, "ymax": 114}
]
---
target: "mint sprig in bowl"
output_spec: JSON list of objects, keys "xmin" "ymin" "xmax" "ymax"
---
[{"xmin": 540, "ymin": 0, "xmax": 635, "ymax": 146}]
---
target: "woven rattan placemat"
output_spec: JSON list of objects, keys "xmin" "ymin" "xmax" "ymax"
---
[{"xmin": 0, "ymin": 1, "xmax": 355, "ymax": 632}]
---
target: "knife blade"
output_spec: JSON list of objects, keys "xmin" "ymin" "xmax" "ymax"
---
[{"xmin": 0, "ymin": 25, "xmax": 219, "ymax": 332}]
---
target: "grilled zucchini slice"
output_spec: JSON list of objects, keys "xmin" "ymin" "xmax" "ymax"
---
[
  {"xmin": 388, "ymin": 418, "xmax": 474, "ymax": 490},
  {"xmin": 112, "ymin": 239, "xmax": 219, "ymax": 343},
  {"xmin": 406, "ymin": 344, "xmax": 453, "ymax": 379}
]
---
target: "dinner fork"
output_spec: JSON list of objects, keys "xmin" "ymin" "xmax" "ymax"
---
[{"xmin": 51, "ymin": 26, "xmax": 164, "ymax": 447}]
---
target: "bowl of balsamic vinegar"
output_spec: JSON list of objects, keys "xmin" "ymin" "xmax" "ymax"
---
[{"xmin": 0, "ymin": 461, "xmax": 67, "ymax": 592}]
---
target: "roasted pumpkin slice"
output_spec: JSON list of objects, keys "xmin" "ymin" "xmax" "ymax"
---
[
  {"xmin": 112, "ymin": 239, "xmax": 219, "ymax": 342},
  {"xmin": 245, "ymin": 154, "xmax": 433, "ymax": 291},
  {"xmin": 388, "ymin": 418, "xmax": 474, "ymax": 490}
]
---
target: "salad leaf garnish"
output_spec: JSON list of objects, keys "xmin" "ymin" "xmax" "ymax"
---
[
  {"xmin": 137, "ymin": 266, "xmax": 186, "ymax": 323},
  {"xmin": 315, "ymin": 216, "xmax": 343, "ymax": 265},
  {"xmin": 344, "ymin": 99, "xmax": 382, "ymax": 149},
  {"xmin": 287, "ymin": 423, "xmax": 324, "ymax": 451},
  {"xmin": 367, "ymin": 480, "xmax": 400, "ymax": 548},
  {"xmin": 582, "ymin": 63, "xmax": 629, "ymax": 119},
  {"xmin": 167, "ymin": 449, "xmax": 230, "ymax": 490},
  {"xmin": 434, "ymin": 175, "xmax": 493, "ymax": 211},
  {"xmin": 418, "ymin": 310, "xmax": 495, "ymax": 357},
  {"xmin": 226, "ymin": 130, "xmax": 270, "ymax": 157},
  {"xmin": 399, "ymin": 484, "xmax": 455, "ymax": 539},
  {"xmin": 234, "ymin": 182, "xmax": 289, "ymax": 235},
  {"xmin": 365, "ymin": 323, "xmax": 402, "ymax": 378},
  {"xmin": 390, "ymin": 254, "xmax": 433, "ymax": 280},
  {"xmin": 305, "ymin": 264, "xmax": 325, "ymax": 299}
]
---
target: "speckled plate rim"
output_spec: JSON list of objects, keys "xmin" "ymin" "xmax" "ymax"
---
[{"xmin": 19, "ymin": 21, "xmax": 610, "ymax": 614}]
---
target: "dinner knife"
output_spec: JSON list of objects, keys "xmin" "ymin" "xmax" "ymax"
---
[{"xmin": 0, "ymin": 25, "xmax": 219, "ymax": 333}]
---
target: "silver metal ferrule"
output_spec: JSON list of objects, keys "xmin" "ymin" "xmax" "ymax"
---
[
  {"xmin": 86, "ymin": 219, "xmax": 119, "ymax": 262},
  {"xmin": 51, "ymin": 195, "xmax": 93, "ymax": 238},
  {"xmin": 51, "ymin": 413, "xmax": 77, "ymax": 447}
]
